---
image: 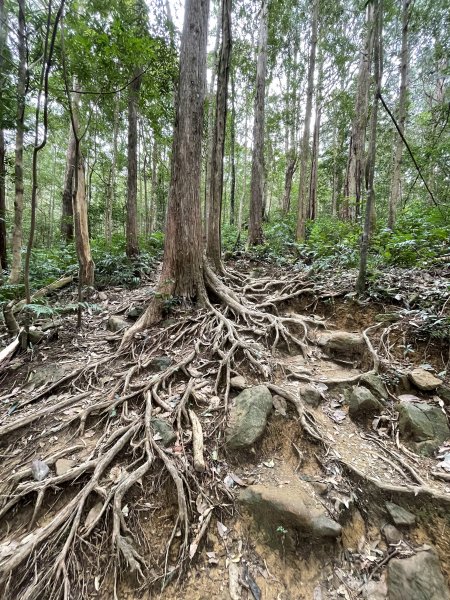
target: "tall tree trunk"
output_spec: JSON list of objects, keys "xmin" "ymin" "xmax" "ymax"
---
[
  {"xmin": 295, "ymin": 0, "xmax": 319, "ymax": 242},
  {"xmin": 9, "ymin": 0, "xmax": 26, "ymax": 284},
  {"xmin": 344, "ymin": 2, "xmax": 374, "ymax": 221},
  {"xmin": 106, "ymin": 94, "xmax": 119, "ymax": 243},
  {"xmin": 122, "ymin": 0, "xmax": 210, "ymax": 344},
  {"xmin": 388, "ymin": 0, "xmax": 410, "ymax": 229},
  {"xmin": 308, "ymin": 56, "xmax": 323, "ymax": 221},
  {"xmin": 206, "ymin": 0, "xmax": 232, "ymax": 270},
  {"xmin": 204, "ymin": 8, "xmax": 222, "ymax": 235},
  {"xmin": 150, "ymin": 139, "xmax": 158, "ymax": 232},
  {"xmin": 237, "ymin": 109, "xmax": 249, "ymax": 232},
  {"xmin": 0, "ymin": 0, "xmax": 7, "ymax": 271},
  {"xmin": 61, "ymin": 120, "xmax": 75, "ymax": 242},
  {"xmin": 126, "ymin": 68, "xmax": 142, "ymax": 258},
  {"xmin": 248, "ymin": 0, "xmax": 268, "ymax": 246},
  {"xmin": 281, "ymin": 46, "xmax": 299, "ymax": 214},
  {"xmin": 70, "ymin": 85, "xmax": 94, "ymax": 288},
  {"xmin": 229, "ymin": 65, "xmax": 236, "ymax": 225},
  {"xmin": 357, "ymin": 0, "xmax": 382, "ymax": 294}
]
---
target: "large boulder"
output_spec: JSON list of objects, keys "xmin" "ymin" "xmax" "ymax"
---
[
  {"xmin": 398, "ymin": 401, "xmax": 450, "ymax": 456},
  {"xmin": 239, "ymin": 484, "xmax": 341, "ymax": 541},
  {"xmin": 318, "ymin": 331, "xmax": 364, "ymax": 356},
  {"xmin": 387, "ymin": 548, "xmax": 450, "ymax": 600},
  {"xmin": 348, "ymin": 386, "xmax": 383, "ymax": 419},
  {"xmin": 408, "ymin": 368, "xmax": 443, "ymax": 392},
  {"xmin": 226, "ymin": 386, "xmax": 272, "ymax": 449},
  {"xmin": 360, "ymin": 372, "xmax": 388, "ymax": 399}
]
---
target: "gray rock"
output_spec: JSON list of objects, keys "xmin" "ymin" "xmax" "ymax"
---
[
  {"xmin": 385, "ymin": 502, "xmax": 415, "ymax": 527},
  {"xmin": 31, "ymin": 460, "xmax": 49, "ymax": 481},
  {"xmin": 348, "ymin": 386, "xmax": 383, "ymax": 418},
  {"xmin": 362, "ymin": 578, "xmax": 388, "ymax": 600},
  {"xmin": 151, "ymin": 418, "xmax": 177, "ymax": 447},
  {"xmin": 230, "ymin": 375, "xmax": 247, "ymax": 389},
  {"xmin": 226, "ymin": 386, "xmax": 272, "ymax": 449},
  {"xmin": 387, "ymin": 548, "xmax": 450, "ymax": 600},
  {"xmin": 360, "ymin": 372, "xmax": 388, "ymax": 399},
  {"xmin": 107, "ymin": 315, "xmax": 128, "ymax": 332},
  {"xmin": 149, "ymin": 356, "xmax": 172, "ymax": 371},
  {"xmin": 398, "ymin": 401, "xmax": 450, "ymax": 455},
  {"xmin": 98, "ymin": 291, "xmax": 108, "ymax": 301},
  {"xmin": 318, "ymin": 330, "xmax": 364, "ymax": 355},
  {"xmin": 239, "ymin": 484, "xmax": 341, "ymax": 540},
  {"xmin": 299, "ymin": 384, "xmax": 322, "ymax": 408},
  {"xmin": 408, "ymin": 368, "xmax": 443, "ymax": 392},
  {"xmin": 382, "ymin": 524, "xmax": 402, "ymax": 545},
  {"xmin": 437, "ymin": 385, "xmax": 450, "ymax": 405}
]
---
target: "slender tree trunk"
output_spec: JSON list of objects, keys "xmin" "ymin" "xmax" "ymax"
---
[
  {"xmin": 237, "ymin": 110, "xmax": 249, "ymax": 232},
  {"xmin": 0, "ymin": 0, "xmax": 7, "ymax": 271},
  {"xmin": 248, "ymin": 0, "xmax": 268, "ymax": 246},
  {"xmin": 295, "ymin": 0, "xmax": 319, "ymax": 241},
  {"xmin": 388, "ymin": 0, "xmax": 410, "ymax": 229},
  {"xmin": 126, "ymin": 68, "xmax": 142, "ymax": 258},
  {"xmin": 9, "ymin": 0, "xmax": 27, "ymax": 283},
  {"xmin": 204, "ymin": 8, "xmax": 222, "ymax": 235},
  {"xmin": 229, "ymin": 65, "xmax": 236, "ymax": 225},
  {"xmin": 206, "ymin": 0, "xmax": 232, "ymax": 270},
  {"xmin": 61, "ymin": 120, "xmax": 75, "ymax": 242},
  {"xmin": 344, "ymin": 2, "xmax": 374, "ymax": 221},
  {"xmin": 106, "ymin": 95, "xmax": 119, "ymax": 243},
  {"xmin": 308, "ymin": 56, "xmax": 323, "ymax": 221},
  {"xmin": 150, "ymin": 139, "xmax": 158, "ymax": 232},
  {"xmin": 70, "ymin": 85, "xmax": 94, "ymax": 288},
  {"xmin": 357, "ymin": 0, "xmax": 382, "ymax": 294}
]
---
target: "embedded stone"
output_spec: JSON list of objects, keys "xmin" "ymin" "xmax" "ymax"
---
[
  {"xmin": 385, "ymin": 502, "xmax": 415, "ymax": 527},
  {"xmin": 107, "ymin": 315, "xmax": 128, "ymax": 332},
  {"xmin": 360, "ymin": 372, "xmax": 388, "ymax": 399},
  {"xmin": 151, "ymin": 418, "xmax": 177, "ymax": 447},
  {"xmin": 348, "ymin": 386, "xmax": 383, "ymax": 418},
  {"xmin": 299, "ymin": 384, "xmax": 322, "ymax": 408},
  {"xmin": 226, "ymin": 386, "xmax": 272, "ymax": 449},
  {"xmin": 408, "ymin": 368, "xmax": 443, "ymax": 392},
  {"xmin": 387, "ymin": 548, "xmax": 450, "ymax": 600}
]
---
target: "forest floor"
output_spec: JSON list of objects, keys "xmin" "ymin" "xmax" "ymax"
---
[{"xmin": 0, "ymin": 256, "xmax": 449, "ymax": 599}]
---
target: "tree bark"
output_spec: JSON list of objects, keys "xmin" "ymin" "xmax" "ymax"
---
[
  {"xmin": 126, "ymin": 68, "xmax": 142, "ymax": 258},
  {"xmin": 248, "ymin": 0, "xmax": 269, "ymax": 246},
  {"xmin": 206, "ymin": 0, "xmax": 232, "ymax": 270},
  {"xmin": 343, "ymin": 2, "xmax": 374, "ymax": 221},
  {"xmin": 295, "ymin": 0, "xmax": 319, "ymax": 241},
  {"xmin": 308, "ymin": 55, "xmax": 323, "ymax": 222},
  {"xmin": 388, "ymin": 0, "xmax": 410, "ymax": 229},
  {"xmin": 357, "ymin": 0, "xmax": 382, "ymax": 294},
  {"xmin": 237, "ymin": 109, "xmax": 249, "ymax": 232},
  {"xmin": 150, "ymin": 138, "xmax": 158, "ymax": 232},
  {"xmin": 9, "ymin": 0, "xmax": 26, "ymax": 283}
]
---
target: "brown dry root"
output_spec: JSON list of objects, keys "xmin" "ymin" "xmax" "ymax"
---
[{"xmin": 0, "ymin": 266, "xmax": 389, "ymax": 599}]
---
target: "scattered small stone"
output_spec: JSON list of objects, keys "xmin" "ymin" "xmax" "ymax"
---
[
  {"xmin": 382, "ymin": 524, "xmax": 402, "ymax": 545},
  {"xmin": 318, "ymin": 330, "xmax": 364, "ymax": 355},
  {"xmin": 209, "ymin": 396, "xmax": 221, "ymax": 409},
  {"xmin": 408, "ymin": 368, "xmax": 443, "ymax": 392},
  {"xmin": 272, "ymin": 394, "xmax": 287, "ymax": 416},
  {"xmin": 385, "ymin": 502, "xmax": 416, "ymax": 527},
  {"xmin": 230, "ymin": 375, "xmax": 247, "ymax": 389},
  {"xmin": 348, "ymin": 386, "xmax": 383, "ymax": 419},
  {"xmin": 149, "ymin": 356, "xmax": 172, "ymax": 371},
  {"xmin": 126, "ymin": 306, "xmax": 144, "ymax": 320},
  {"xmin": 299, "ymin": 384, "xmax": 322, "ymax": 408},
  {"xmin": 398, "ymin": 401, "xmax": 450, "ymax": 455},
  {"xmin": 97, "ymin": 291, "xmax": 108, "ymax": 301},
  {"xmin": 31, "ymin": 459, "xmax": 49, "ymax": 481},
  {"xmin": 226, "ymin": 386, "xmax": 272, "ymax": 449},
  {"xmin": 387, "ymin": 548, "xmax": 450, "ymax": 600},
  {"xmin": 55, "ymin": 458, "xmax": 75, "ymax": 477},
  {"xmin": 151, "ymin": 418, "xmax": 177, "ymax": 447},
  {"xmin": 107, "ymin": 315, "xmax": 128, "ymax": 332}
]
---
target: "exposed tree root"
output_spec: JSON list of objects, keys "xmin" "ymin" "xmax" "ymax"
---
[{"xmin": 0, "ymin": 264, "xmax": 429, "ymax": 599}]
